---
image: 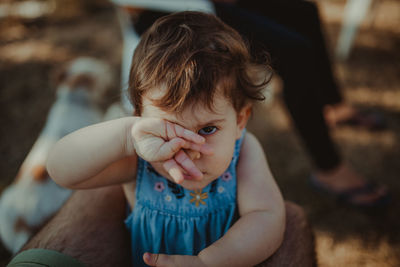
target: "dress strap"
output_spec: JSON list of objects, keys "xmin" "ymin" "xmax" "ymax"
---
[{"xmin": 232, "ymin": 129, "xmax": 246, "ymax": 166}]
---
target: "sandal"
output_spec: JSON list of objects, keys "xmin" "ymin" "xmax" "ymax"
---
[
  {"xmin": 336, "ymin": 110, "xmax": 387, "ymax": 131},
  {"xmin": 309, "ymin": 175, "xmax": 390, "ymax": 208}
]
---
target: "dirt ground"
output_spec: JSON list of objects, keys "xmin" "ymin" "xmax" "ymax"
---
[{"xmin": 0, "ymin": 0, "xmax": 399, "ymax": 266}]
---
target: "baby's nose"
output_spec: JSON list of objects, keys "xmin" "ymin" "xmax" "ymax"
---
[{"xmin": 186, "ymin": 150, "xmax": 201, "ymax": 161}]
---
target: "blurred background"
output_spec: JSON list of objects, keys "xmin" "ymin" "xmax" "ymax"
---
[{"xmin": 0, "ymin": 0, "xmax": 399, "ymax": 266}]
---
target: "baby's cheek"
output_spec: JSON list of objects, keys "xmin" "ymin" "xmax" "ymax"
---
[{"xmin": 212, "ymin": 151, "xmax": 234, "ymax": 175}]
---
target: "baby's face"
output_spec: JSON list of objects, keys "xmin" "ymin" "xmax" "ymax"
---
[{"xmin": 141, "ymin": 90, "xmax": 247, "ymax": 190}]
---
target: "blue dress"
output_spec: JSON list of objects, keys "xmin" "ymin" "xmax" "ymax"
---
[{"xmin": 125, "ymin": 133, "xmax": 244, "ymax": 266}]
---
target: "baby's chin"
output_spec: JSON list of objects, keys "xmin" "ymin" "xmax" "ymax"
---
[
  {"xmin": 178, "ymin": 173, "xmax": 219, "ymax": 191},
  {"xmin": 149, "ymin": 163, "xmax": 221, "ymax": 190}
]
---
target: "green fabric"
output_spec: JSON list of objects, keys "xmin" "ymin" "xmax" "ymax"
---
[{"xmin": 7, "ymin": 249, "xmax": 85, "ymax": 267}]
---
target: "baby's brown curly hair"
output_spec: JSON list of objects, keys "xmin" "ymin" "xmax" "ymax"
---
[{"xmin": 129, "ymin": 11, "xmax": 272, "ymax": 116}]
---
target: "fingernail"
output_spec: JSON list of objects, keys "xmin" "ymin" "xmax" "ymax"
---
[
  {"xmin": 193, "ymin": 169, "xmax": 203, "ymax": 180},
  {"xmin": 185, "ymin": 129, "xmax": 204, "ymax": 143},
  {"xmin": 184, "ymin": 129, "xmax": 195, "ymax": 136},
  {"xmin": 196, "ymin": 136, "xmax": 205, "ymax": 144},
  {"xmin": 170, "ymin": 168, "xmax": 183, "ymax": 183}
]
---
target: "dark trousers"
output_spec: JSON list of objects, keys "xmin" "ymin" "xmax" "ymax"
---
[{"xmin": 133, "ymin": 0, "xmax": 342, "ymax": 170}]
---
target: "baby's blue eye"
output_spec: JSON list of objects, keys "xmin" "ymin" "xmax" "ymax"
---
[{"xmin": 198, "ymin": 126, "xmax": 217, "ymax": 135}]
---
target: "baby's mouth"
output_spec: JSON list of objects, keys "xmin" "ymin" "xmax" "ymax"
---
[
  {"xmin": 182, "ymin": 172, "xmax": 205, "ymax": 181},
  {"xmin": 183, "ymin": 173, "xmax": 194, "ymax": 180}
]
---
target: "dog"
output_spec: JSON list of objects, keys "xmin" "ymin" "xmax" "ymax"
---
[{"xmin": 0, "ymin": 57, "xmax": 113, "ymax": 253}]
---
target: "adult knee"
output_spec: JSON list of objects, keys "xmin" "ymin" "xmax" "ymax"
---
[
  {"xmin": 257, "ymin": 202, "xmax": 316, "ymax": 267},
  {"xmin": 285, "ymin": 202, "xmax": 310, "ymax": 234},
  {"xmin": 284, "ymin": 201, "xmax": 316, "ymax": 265}
]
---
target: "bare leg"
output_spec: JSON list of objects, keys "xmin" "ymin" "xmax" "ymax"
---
[
  {"xmin": 324, "ymin": 102, "xmax": 387, "ymax": 132},
  {"xmin": 324, "ymin": 103, "xmax": 357, "ymax": 127},
  {"xmin": 257, "ymin": 201, "xmax": 316, "ymax": 267},
  {"xmin": 314, "ymin": 163, "xmax": 388, "ymax": 205},
  {"xmin": 20, "ymin": 185, "xmax": 131, "ymax": 267}
]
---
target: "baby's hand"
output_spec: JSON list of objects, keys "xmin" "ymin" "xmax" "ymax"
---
[
  {"xmin": 143, "ymin": 252, "xmax": 207, "ymax": 267},
  {"xmin": 130, "ymin": 118, "xmax": 213, "ymax": 183}
]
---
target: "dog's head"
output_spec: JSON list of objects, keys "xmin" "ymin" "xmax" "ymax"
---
[{"xmin": 53, "ymin": 57, "xmax": 113, "ymax": 103}]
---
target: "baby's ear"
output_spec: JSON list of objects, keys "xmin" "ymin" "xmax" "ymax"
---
[{"xmin": 236, "ymin": 105, "xmax": 252, "ymax": 139}]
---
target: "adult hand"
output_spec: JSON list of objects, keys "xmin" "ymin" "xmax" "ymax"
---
[{"xmin": 143, "ymin": 252, "xmax": 207, "ymax": 267}]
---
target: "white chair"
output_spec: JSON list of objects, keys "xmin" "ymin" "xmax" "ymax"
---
[{"xmin": 335, "ymin": 0, "xmax": 375, "ymax": 61}]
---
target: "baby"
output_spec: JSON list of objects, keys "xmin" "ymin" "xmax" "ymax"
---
[{"xmin": 47, "ymin": 11, "xmax": 285, "ymax": 267}]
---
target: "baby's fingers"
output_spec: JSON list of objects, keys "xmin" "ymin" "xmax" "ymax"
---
[
  {"xmin": 174, "ymin": 150, "xmax": 202, "ymax": 180},
  {"xmin": 157, "ymin": 137, "xmax": 188, "ymax": 160},
  {"xmin": 166, "ymin": 121, "xmax": 204, "ymax": 144},
  {"xmin": 160, "ymin": 137, "xmax": 213, "ymax": 160},
  {"xmin": 163, "ymin": 159, "xmax": 185, "ymax": 184},
  {"xmin": 185, "ymin": 142, "xmax": 213, "ymax": 156},
  {"xmin": 163, "ymin": 151, "xmax": 203, "ymax": 183}
]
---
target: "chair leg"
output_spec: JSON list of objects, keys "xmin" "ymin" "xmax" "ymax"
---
[{"xmin": 336, "ymin": 0, "xmax": 373, "ymax": 61}]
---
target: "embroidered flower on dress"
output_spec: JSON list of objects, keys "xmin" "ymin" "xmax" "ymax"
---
[
  {"xmin": 217, "ymin": 186, "xmax": 225, "ymax": 193},
  {"xmin": 154, "ymin": 182, "xmax": 165, "ymax": 192},
  {"xmin": 189, "ymin": 189, "xmax": 208, "ymax": 207},
  {"xmin": 167, "ymin": 179, "xmax": 185, "ymax": 199},
  {"xmin": 221, "ymin": 172, "xmax": 232, "ymax": 182},
  {"xmin": 165, "ymin": 194, "xmax": 172, "ymax": 202}
]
